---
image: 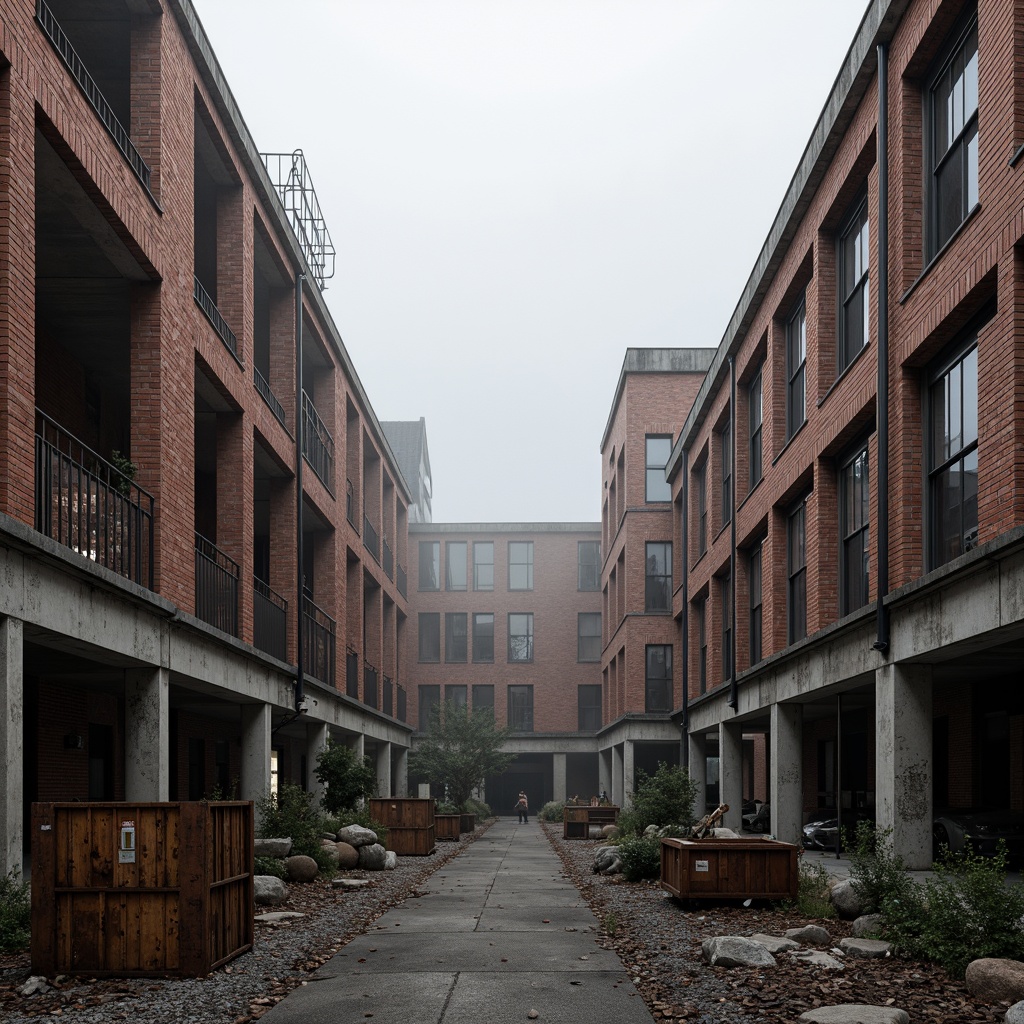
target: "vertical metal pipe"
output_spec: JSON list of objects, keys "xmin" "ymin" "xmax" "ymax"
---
[
  {"xmin": 681, "ymin": 448, "xmax": 690, "ymax": 769},
  {"xmin": 874, "ymin": 42, "xmax": 891, "ymax": 654},
  {"xmin": 728, "ymin": 356, "xmax": 738, "ymax": 711},
  {"xmin": 295, "ymin": 272, "xmax": 306, "ymax": 709}
]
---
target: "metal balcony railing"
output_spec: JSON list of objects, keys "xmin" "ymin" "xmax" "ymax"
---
[
  {"xmin": 253, "ymin": 577, "xmax": 287, "ymax": 662},
  {"xmin": 195, "ymin": 533, "xmax": 239, "ymax": 637},
  {"xmin": 302, "ymin": 595, "xmax": 335, "ymax": 686},
  {"xmin": 382, "ymin": 537, "xmax": 394, "ymax": 581},
  {"xmin": 363, "ymin": 514, "xmax": 379, "ymax": 562},
  {"xmin": 345, "ymin": 646, "xmax": 359, "ymax": 700},
  {"xmin": 35, "ymin": 411, "xmax": 154, "ymax": 589},
  {"xmin": 301, "ymin": 391, "xmax": 334, "ymax": 492},
  {"xmin": 364, "ymin": 663, "xmax": 378, "ymax": 710},
  {"xmin": 382, "ymin": 675, "xmax": 393, "ymax": 717},
  {"xmin": 35, "ymin": 0, "xmax": 154, "ymax": 198},
  {"xmin": 346, "ymin": 479, "xmax": 358, "ymax": 530},
  {"xmin": 397, "ymin": 563, "xmax": 407, "ymax": 599},
  {"xmin": 194, "ymin": 276, "xmax": 239, "ymax": 360},
  {"xmin": 254, "ymin": 366, "xmax": 287, "ymax": 430},
  {"xmin": 397, "ymin": 684, "xmax": 407, "ymax": 723}
]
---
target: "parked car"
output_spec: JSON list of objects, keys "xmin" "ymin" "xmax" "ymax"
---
[
  {"xmin": 933, "ymin": 809, "xmax": 1024, "ymax": 865},
  {"xmin": 743, "ymin": 802, "xmax": 771, "ymax": 833},
  {"xmin": 801, "ymin": 812, "xmax": 873, "ymax": 851}
]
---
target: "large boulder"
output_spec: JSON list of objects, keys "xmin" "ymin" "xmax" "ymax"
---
[
  {"xmin": 702, "ymin": 936, "xmax": 777, "ymax": 968},
  {"xmin": 601, "ymin": 824, "xmax": 620, "ymax": 840},
  {"xmin": 830, "ymin": 878, "xmax": 866, "ymax": 919},
  {"xmin": 384, "ymin": 850, "xmax": 398, "ymax": 870},
  {"xmin": 320, "ymin": 840, "xmax": 341, "ymax": 866},
  {"xmin": 337, "ymin": 824, "xmax": 378, "ymax": 848},
  {"xmin": 284, "ymin": 854, "xmax": 319, "ymax": 883},
  {"xmin": 785, "ymin": 924, "xmax": 832, "ymax": 946},
  {"xmin": 255, "ymin": 837, "xmax": 292, "ymax": 858},
  {"xmin": 254, "ymin": 875, "xmax": 288, "ymax": 905},
  {"xmin": 358, "ymin": 843, "xmax": 388, "ymax": 870},
  {"xmin": 335, "ymin": 841, "xmax": 359, "ymax": 869},
  {"xmin": 838, "ymin": 937, "xmax": 890, "ymax": 959},
  {"xmin": 797, "ymin": 1007, "xmax": 909, "ymax": 1024},
  {"xmin": 964, "ymin": 958, "xmax": 1024, "ymax": 1004},
  {"xmin": 750, "ymin": 933, "xmax": 799, "ymax": 955},
  {"xmin": 1005, "ymin": 1000, "xmax": 1024, "ymax": 1024},
  {"xmin": 593, "ymin": 845, "xmax": 623, "ymax": 875},
  {"xmin": 851, "ymin": 914, "xmax": 884, "ymax": 939}
]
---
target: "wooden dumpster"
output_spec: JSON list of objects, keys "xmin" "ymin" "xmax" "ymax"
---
[
  {"xmin": 459, "ymin": 812, "xmax": 475, "ymax": 833},
  {"xmin": 435, "ymin": 813, "xmax": 461, "ymax": 841},
  {"xmin": 660, "ymin": 836, "xmax": 799, "ymax": 902},
  {"xmin": 31, "ymin": 801, "xmax": 254, "ymax": 977},
  {"xmin": 370, "ymin": 798, "xmax": 435, "ymax": 855},
  {"xmin": 563, "ymin": 804, "xmax": 621, "ymax": 839}
]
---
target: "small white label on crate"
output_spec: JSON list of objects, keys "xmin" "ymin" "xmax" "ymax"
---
[{"xmin": 695, "ymin": 859, "xmax": 709, "ymax": 872}]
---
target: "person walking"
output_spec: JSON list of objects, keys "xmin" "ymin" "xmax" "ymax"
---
[{"xmin": 515, "ymin": 791, "xmax": 529, "ymax": 823}]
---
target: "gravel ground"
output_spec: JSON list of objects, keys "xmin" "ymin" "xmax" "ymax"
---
[{"xmin": 1, "ymin": 822, "xmax": 1013, "ymax": 1023}]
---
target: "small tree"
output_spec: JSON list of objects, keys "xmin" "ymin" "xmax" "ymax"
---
[
  {"xmin": 409, "ymin": 701, "xmax": 514, "ymax": 810},
  {"xmin": 315, "ymin": 740, "xmax": 377, "ymax": 816},
  {"xmin": 617, "ymin": 762, "xmax": 698, "ymax": 837}
]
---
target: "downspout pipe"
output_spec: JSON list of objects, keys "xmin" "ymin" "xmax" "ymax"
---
[
  {"xmin": 728, "ymin": 356, "xmax": 738, "ymax": 710},
  {"xmin": 874, "ymin": 42, "xmax": 891, "ymax": 654},
  {"xmin": 680, "ymin": 448, "xmax": 690, "ymax": 769},
  {"xmin": 295, "ymin": 272, "xmax": 306, "ymax": 710}
]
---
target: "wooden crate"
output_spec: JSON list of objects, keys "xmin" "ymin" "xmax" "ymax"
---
[
  {"xmin": 31, "ymin": 801, "xmax": 253, "ymax": 977},
  {"xmin": 563, "ymin": 806, "xmax": 590, "ymax": 839},
  {"xmin": 459, "ymin": 812, "xmax": 475, "ymax": 833},
  {"xmin": 370, "ymin": 797, "xmax": 435, "ymax": 828},
  {"xmin": 435, "ymin": 814, "xmax": 461, "ymax": 841},
  {"xmin": 660, "ymin": 836, "xmax": 799, "ymax": 902},
  {"xmin": 385, "ymin": 825, "xmax": 436, "ymax": 855}
]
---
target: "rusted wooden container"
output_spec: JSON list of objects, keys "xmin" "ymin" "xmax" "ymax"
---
[
  {"xmin": 435, "ymin": 814, "xmax": 461, "ymax": 841},
  {"xmin": 563, "ymin": 806, "xmax": 590, "ymax": 839},
  {"xmin": 660, "ymin": 836, "xmax": 799, "ymax": 902},
  {"xmin": 370, "ymin": 798, "xmax": 435, "ymax": 855},
  {"xmin": 31, "ymin": 801, "xmax": 254, "ymax": 977},
  {"xmin": 459, "ymin": 812, "xmax": 475, "ymax": 833}
]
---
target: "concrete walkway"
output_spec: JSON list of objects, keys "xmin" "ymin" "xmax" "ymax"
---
[{"xmin": 260, "ymin": 819, "xmax": 656, "ymax": 1024}]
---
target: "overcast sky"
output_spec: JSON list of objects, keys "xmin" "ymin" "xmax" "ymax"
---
[{"xmin": 194, "ymin": 1, "xmax": 868, "ymax": 524}]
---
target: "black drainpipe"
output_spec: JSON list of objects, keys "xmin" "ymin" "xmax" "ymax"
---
[
  {"xmin": 728, "ymin": 356, "xmax": 738, "ymax": 710},
  {"xmin": 680, "ymin": 448, "xmax": 690, "ymax": 769},
  {"xmin": 295, "ymin": 272, "xmax": 306, "ymax": 710},
  {"xmin": 874, "ymin": 42, "xmax": 891, "ymax": 654}
]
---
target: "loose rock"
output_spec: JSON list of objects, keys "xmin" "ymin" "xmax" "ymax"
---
[
  {"xmin": 254, "ymin": 837, "xmax": 292, "ymax": 858},
  {"xmin": 254, "ymin": 874, "xmax": 288, "ymax": 905},
  {"xmin": 701, "ymin": 936, "xmax": 776, "ymax": 968},
  {"xmin": 337, "ymin": 824, "xmax": 378, "ymax": 848},
  {"xmin": 284, "ymin": 854, "xmax": 319, "ymax": 883},
  {"xmin": 785, "ymin": 924, "xmax": 831, "ymax": 945},
  {"xmin": 797, "ymin": 1006, "xmax": 909, "ymax": 1024},
  {"xmin": 964, "ymin": 957, "xmax": 1024, "ymax": 1004}
]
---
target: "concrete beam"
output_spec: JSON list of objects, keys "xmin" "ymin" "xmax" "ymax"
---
[{"xmin": 124, "ymin": 667, "xmax": 169, "ymax": 801}]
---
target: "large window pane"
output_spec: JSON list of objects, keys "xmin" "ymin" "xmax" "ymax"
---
[
  {"xmin": 508, "ymin": 685, "xmax": 533, "ymax": 732},
  {"xmin": 445, "ymin": 612, "xmax": 467, "ymax": 663},
  {"xmin": 446, "ymin": 542, "xmax": 467, "ymax": 591},
  {"xmin": 418, "ymin": 541, "xmax": 439, "ymax": 591},
  {"xmin": 645, "ymin": 644, "xmax": 672, "ymax": 712},
  {"xmin": 509, "ymin": 541, "xmax": 533, "ymax": 590},
  {"xmin": 577, "ymin": 612, "xmax": 601, "ymax": 662},
  {"xmin": 472, "ymin": 613, "xmax": 494, "ymax": 663},
  {"xmin": 645, "ymin": 542, "xmax": 672, "ymax": 612},
  {"xmin": 508, "ymin": 613, "xmax": 534, "ymax": 662},
  {"xmin": 473, "ymin": 542, "xmax": 494, "ymax": 591},
  {"xmin": 418, "ymin": 613, "xmax": 440, "ymax": 662},
  {"xmin": 646, "ymin": 435, "xmax": 672, "ymax": 502}
]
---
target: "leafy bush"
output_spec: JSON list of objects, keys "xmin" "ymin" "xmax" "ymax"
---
[
  {"xmin": 0, "ymin": 871, "xmax": 31, "ymax": 952},
  {"xmin": 435, "ymin": 801, "xmax": 460, "ymax": 815},
  {"xmin": 463, "ymin": 797, "xmax": 491, "ymax": 820},
  {"xmin": 315, "ymin": 741, "xmax": 377, "ymax": 817},
  {"xmin": 795, "ymin": 858, "xmax": 837, "ymax": 919},
  {"xmin": 617, "ymin": 763, "xmax": 698, "ymax": 837},
  {"xmin": 884, "ymin": 843, "xmax": 1024, "ymax": 978},
  {"xmin": 618, "ymin": 834, "xmax": 662, "ymax": 882},
  {"xmin": 253, "ymin": 856, "xmax": 287, "ymax": 879},
  {"xmin": 848, "ymin": 821, "xmax": 916, "ymax": 913},
  {"xmin": 538, "ymin": 800, "xmax": 565, "ymax": 823},
  {"xmin": 257, "ymin": 783, "xmax": 331, "ymax": 864}
]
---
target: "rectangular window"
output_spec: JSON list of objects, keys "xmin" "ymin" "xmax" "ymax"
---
[
  {"xmin": 472, "ymin": 684, "xmax": 494, "ymax": 714},
  {"xmin": 473, "ymin": 541, "xmax": 494, "ymax": 591},
  {"xmin": 749, "ymin": 543, "xmax": 763, "ymax": 666},
  {"xmin": 508, "ymin": 612, "xmax": 534, "ymax": 662},
  {"xmin": 577, "ymin": 612, "xmax": 602, "ymax": 662},
  {"xmin": 578, "ymin": 540, "xmax": 601, "ymax": 591},
  {"xmin": 578, "ymin": 685, "xmax": 602, "ymax": 731},
  {"xmin": 508, "ymin": 685, "xmax": 534, "ymax": 732},
  {"xmin": 645, "ymin": 541, "xmax": 672, "ymax": 612},
  {"xmin": 645, "ymin": 434, "xmax": 672, "ymax": 502},
  {"xmin": 721, "ymin": 574, "xmax": 733, "ymax": 680},
  {"xmin": 418, "ymin": 540, "xmax": 439, "ymax": 591},
  {"xmin": 697, "ymin": 462, "xmax": 707, "ymax": 557},
  {"xmin": 445, "ymin": 684, "xmax": 467, "ymax": 712},
  {"xmin": 698, "ymin": 596, "xmax": 708, "ymax": 694},
  {"xmin": 930, "ymin": 336, "xmax": 979, "ymax": 567},
  {"xmin": 840, "ymin": 445, "xmax": 870, "ymax": 614},
  {"xmin": 445, "ymin": 541, "xmax": 467, "ymax": 591},
  {"xmin": 645, "ymin": 644, "xmax": 673, "ymax": 712},
  {"xmin": 472, "ymin": 613, "xmax": 494, "ymax": 663},
  {"xmin": 418, "ymin": 684, "xmax": 440, "ymax": 731},
  {"xmin": 749, "ymin": 365, "xmax": 763, "ymax": 489},
  {"xmin": 788, "ymin": 499, "xmax": 807, "ymax": 643},
  {"xmin": 928, "ymin": 9, "xmax": 979, "ymax": 257},
  {"xmin": 418, "ymin": 612, "xmax": 440, "ymax": 662},
  {"xmin": 839, "ymin": 196, "xmax": 870, "ymax": 369},
  {"xmin": 445, "ymin": 612, "xmax": 468, "ymax": 663},
  {"xmin": 786, "ymin": 298, "xmax": 807, "ymax": 440},
  {"xmin": 508, "ymin": 541, "xmax": 533, "ymax": 590},
  {"xmin": 720, "ymin": 417, "xmax": 732, "ymax": 525}
]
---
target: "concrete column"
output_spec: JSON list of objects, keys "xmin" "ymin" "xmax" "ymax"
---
[
  {"xmin": 770, "ymin": 702, "xmax": 803, "ymax": 846},
  {"xmin": 622, "ymin": 741, "xmax": 635, "ymax": 808},
  {"xmin": 0, "ymin": 617, "xmax": 24, "ymax": 875},
  {"xmin": 552, "ymin": 752, "xmax": 567, "ymax": 802},
  {"xmin": 719, "ymin": 722, "xmax": 743, "ymax": 831},
  {"xmin": 876, "ymin": 663, "xmax": 933, "ymax": 869},
  {"xmin": 376, "ymin": 741, "xmax": 392, "ymax": 797},
  {"xmin": 688, "ymin": 730, "xmax": 708, "ymax": 814},
  {"xmin": 124, "ymin": 667, "xmax": 169, "ymax": 802},
  {"xmin": 241, "ymin": 703, "xmax": 272, "ymax": 825},
  {"xmin": 305, "ymin": 722, "xmax": 329, "ymax": 808},
  {"xmin": 611, "ymin": 745, "xmax": 623, "ymax": 806},
  {"xmin": 349, "ymin": 733, "xmax": 365, "ymax": 759},
  {"xmin": 598, "ymin": 748, "xmax": 612, "ymax": 800},
  {"xmin": 394, "ymin": 747, "xmax": 409, "ymax": 797}
]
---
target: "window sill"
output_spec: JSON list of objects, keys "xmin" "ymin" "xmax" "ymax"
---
[
  {"xmin": 771, "ymin": 419, "xmax": 807, "ymax": 469},
  {"xmin": 899, "ymin": 203, "xmax": 981, "ymax": 306},
  {"xmin": 735, "ymin": 475, "xmax": 764, "ymax": 519},
  {"xmin": 817, "ymin": 340, "xmax": 871, "ymax": 410}
]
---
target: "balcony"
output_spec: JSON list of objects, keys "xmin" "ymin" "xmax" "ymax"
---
[
  {"xmin": 363, "ymin": 514, "xmax": 379, "ymax": 563},
  {"xmin": 397, "ymin": 564, "xmax": 407, "ymax": 599},
  {"xmin": 364, "ymin": 663, "xmax": 378, "ymax": 710},
  {"xmin": 195, "ymin": 533, "xmax": 239, "ymax": 637},
  {"xmin": 345, "ymin": 646, "xmax": 359, "ymax": 700},
  {"xmin": 302, "ymin": 595, "xmax": 335, "ymax": 686},
  {"xmin": 382, "ymin": 537, "xmax": 394, "ymax": 581},
  {"xmin": 382, "ymin": 675, "xmax": 393, "ymax": 717},
  {"xmin": 254, "ymin": 577, "xmax": 287, "ymax": 662},
  {"xmin": 254, "ymin": 366, "xmax": 288, "ymax": 431},
  {"xmin": 194, "ymin": 276, "xmax": 240, "ymax": 361},
  {"xmin": 35, "ymin": 0, "xmax": 155, "ymax": 200},
  {"xmin": 301, "ymin": 391, "xmax": 334, "ymax": 493},
  {"xmin": 396, "ymin": 684, "xmax": 407, "ymax": 723},
  {"xmin": 35, "ymin": 412, "xmax": 154, "ymax": 589},
  {"xmin": 346, "ymin": 479, "xmax": 358, "ymax": 531}
]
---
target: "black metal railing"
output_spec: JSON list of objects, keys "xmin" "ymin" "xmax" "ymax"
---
[
  {"xmin": 364, "ymin": 663, "xmax": 378, "ymax": 709},
  {"xmin": 397, "ymin": 684, "xmax": 407, "ymax": 723},
  {"xmin": 35, "ymin": 0, "xmax": 154, "ymax": 196},
  {"xmin": 302, "ymin": 595, "xmax": 335, "ymax": 686},
  {"xmin": 346, "ymin": 479, "xmax": 358, "ymax": 529},
  {"xmin": 254, "ymin": 366, "xmax": 288, "ymax": 430},
  {"xmin": 254, "ymin": 577, "xmax": 287, "ymax": 661},
  {"xmin": 194, "ymin": 276, "xmax": 239, "ymax": 359},
  {"xmin": 346, "ymin": 646, "xmax": 359, "ymax": 700},
  {"xmin": 301, "ymin": 391, "xmax": 334, "ymax": 492},
  {"xmin": 363, "ymin": 514, "xmax": 379, "ymax": 562},
  {"xmin": 397, "ymin": 563, "xmax": 407, "ymax": 598},
  {"xmin": 35, "ymin": 411, "xmax": 154, "ymax": 589},
  {"xmin": 382, "ymin": 675, "xmax": 393, "ymax": 717},
  {"xmin": 195, "ymin": 533, "xmax": 239, "ymax": 636},
  {"xmin": 382, "ymin": 537, "xmax": 394, "ymax": 580}
]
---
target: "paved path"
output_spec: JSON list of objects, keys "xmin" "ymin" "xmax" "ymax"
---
[{"xmin": 261, "ymin": 819, "xmax": 655, "ymax": 1024}]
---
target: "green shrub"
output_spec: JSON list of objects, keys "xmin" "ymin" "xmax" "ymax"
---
[
  {"xmin": 436, "ymin": 800, "xmax": 459, "ymax": 815},
  {"xmin": 795, "ymin": 858, "xmax": 837, "ymax": 919},
  {"xmin": 463, "ymin": 797, "xmax": 491, "ymax": 820},
  {"xmin": 0, "ymin": 871, "xmax": 31, "ymax": 952},
  {"xmin": 257, "ymin": 783, "xmax": 329, "ymax": 862},
  {"xmin": 847, "ymin": 821, "xmax": 916, "ymax": 914},
  {"xmin": 538, "ymin": 800, "xmax": 565, "ymax": 823},
  {"xmin": 618, "ymin": 834, "xmax": 662, "ymax": 882},
  {"xmin": 253, "ymin": 856, "xmax": 287, "ymax": 879},
  {"xmin": 618, "ymin": 763, "xmax": 698, "ymax": 837},
  {"xmin": 314, "ymin": 740, "xmax": 377, "ymax": 817}
]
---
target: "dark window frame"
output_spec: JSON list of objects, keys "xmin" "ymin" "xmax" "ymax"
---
[
  {"xmin": 472, "ymin": 684, "xmax": 494, "ymax": 714},
  {"xmin": 786, "ymin": 297, "xmax": 807, "ymax": 440},
  {"xmin": 578, "ymin": 540, "xmax": 601, "ymax": 591},
  {"xmin": 418, "ymin": 612, "xmax": 440, "ymax": 662},
  {"xmin": 508, "ymin": 541, "xmax": 534, "ymax": 591},
  {"xmin": 696, "ymin": 461, "xmax": 707, "ymax": 557},
  {"xmin": 697, "ymin": 596, "xmax": 708, "ymax": 694},
  {"xmin": 749, "ymin": 542, "xmax": 763, "ymax": 666},
  {"xmin": 788, "ymin": 498, "xmax": 808, "ymax": 644},
  {"xmin": 507, "ymin": 684, "xmax": 534, "ymax": 732},
  {"xmin": 840, "ymin": 443, "xmax": 871, "ymax": 615},
  {"xmin": 444, "ymin": 611, "xmax": 468, "ymax": 663},
  {"xmin": 473, "ymin": 541, "xmax": 494, "ymax": 591},
  {"xmin": 418, "ymin": 540, "xmax": 439, "ymax": 591},
  {"xmin": 749, "ymin": 364, "xmax": 763, "ymax": 489},
  {"xmin": 645, "ymin": 434, "xmax": 673, "ymax": 502},
  {"xmin": 418, "ymin": 684, "xmax": 440, "ymax": 731},
  {"xmin": 445, "ymin": 541, "xmax": 467, "ymax": 591},
  {"xmin": 721, "ymin": 573, "xmax": 732, "ymax": 680},
  {"xmin": 507, "ymin": 612, "xmax": 534, "ymax": 663},
  {"xmin": 472, "ymin": 612, "xmax": 494, "ymax": 663},
  {"xmin": 720, "ymin": 416, "xmax": 732, "ymax": 526},
  {"xmin": 838, "ymin": 193, "xmax": 870, "ymax": 370},
  {"xmin": 644, "ymin": 643, "xmax": 673, "ymax": 712},
  {"xmin": 577, "ymin": 611, "xmax": 602, "ymax": 662},
  {"xmin": 577, "ymin": 684, "xmax": 602, "ymax": 731},
  {"xmin": 645, "ymin": 541, "xmax": 672, "ymax": 612}
]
